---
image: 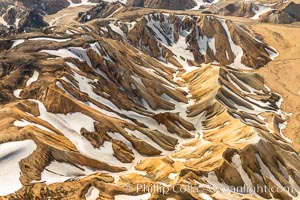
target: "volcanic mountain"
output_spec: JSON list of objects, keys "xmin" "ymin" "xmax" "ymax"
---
[
  {"xmin": 126, "ymin": 0, "xmax": 197, "ymax": 9},
  {"xmin": 259, "ymin": 1, "xmax": 300, "ymax": 23},
  {"xmin": 0, "ymin": 1, "xmax": 300, "ymax": 200},
  {"xmin": 215, "ymin": 0, "xmax": 300, "ymax": 23},
  {"xmin": 0, "ymin": 2, "xmax": 48, "ymax": 36}
]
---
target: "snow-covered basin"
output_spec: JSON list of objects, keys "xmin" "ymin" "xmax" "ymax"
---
[
  {"xmin": 0, "ymin": 140, "xmax": 36, "ymax": 196},
  {"xmin": 39, "ymin": 161, "xmax": 94, "ymax": 184}
]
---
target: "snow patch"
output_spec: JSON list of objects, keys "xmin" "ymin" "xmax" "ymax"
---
[
  {"xmin": 13, "ymin": 89, "xmax": 22, "ymax": 98},
  {"xmin": 14, "ymin": 119, "xmax": 54, "ymax": 133},
  {"xmin": 39, "ymin": 161, "xmax": 94, "ymax": 184},
  {"xmin": 26, "ymin": 71, "xmax": 39, "ymax": 87},
  {"xmin": 10, "ymin": 39, "xmax": 25, "ymax": 49},
  {"xmin": 29, "ymin": 37, "xmax": 71, "ymax": 42},
  {"xmin": 0, "ymin": 140, "xmax": 36, "ymax": 196},
  {"xmin": 85, "ymin": 186, "xmax": 100, "ymax": 200},
  {"xmin": 251, "ymin": 5, "xmax": 273, "ymax": 20},
  {"xmin": 191, "ymin": 0, "xmax": 220, "ymax": 10},
  {"xmin": 218, "ymin": 19, "xmax": 249, "ymax": 70}
]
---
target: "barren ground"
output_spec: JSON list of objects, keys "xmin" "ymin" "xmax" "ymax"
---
[{"xmin": 251, "ymin": 23, "xmax": 300, "ymax": 153}]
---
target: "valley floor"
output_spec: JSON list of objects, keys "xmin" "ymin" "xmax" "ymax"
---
[
  {"xmin": 252, "ymin": 23, "xmax": 300, "ymax": 153},
  {"xmin": 214, "ymin": 14, "xmax": 300, "ymax": 153}
]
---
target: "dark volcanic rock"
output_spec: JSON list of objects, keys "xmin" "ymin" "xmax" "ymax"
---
[
  {"xmin": 0, "ymin": 5, "xmax": 48, "ymax": 36},
  {"xmin": 127, "ymin": 0, "xmax": 197, "ymax": 10},
  {"xmin": 18, "ymin": 9, "xmax": 49, "ymax": 32},
  {"xmin": 15, "ymin": 0, "xmax": 70, "ymax": 15},
  {"xmin": 126, "ymin": 0, "xmax": 144, "ymax": 7},
  {"xmin": 14, "ymin": 0, "xmax": 104, "ymax": 15},
  {"xmin": 259, "ymin": 1, "xmax": 300, "ymax": 23},
  {"xmin": 78, "ymin": 1, "xmax": 125, "ymax": 22},
  {"xmin": 218, "ymin": 1, "xmax": 256, "ymax": 17}
]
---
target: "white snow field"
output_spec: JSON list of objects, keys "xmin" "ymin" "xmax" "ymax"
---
[{"xmin": 0, "ymin": 140, "xmax": 36, "ymax": 196}]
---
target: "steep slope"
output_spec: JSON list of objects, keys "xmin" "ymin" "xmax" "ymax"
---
[
  {"xmin": 77, "ymin": 1, "xmax": 127, "ymax": 22},
  {"xmin": 12, "ymin": 0, "xmax": 101, "ymax": 14},
  {"xmin": 126, "ymin": 13, "xmax": 276, "ymax": 69},
  {"xmin": 259, "ymin": 1, "xmax": 300, "ymax": 23},
  {"xmin": 0, "ymin": 0, "xmax": 124, "ymax": 17},
  {"xmin": 127, "ymin": 0, "xmax": 197, "ymax": 10},
  {"xmin": 0, "ymin": 4, "xmax": 48, "ymax": 36},
  {"xmin": 126, "ymin": 0, "xmax": 219, "ymax": 9},
  {"xmin": 0, "ymin": 8, "xmax": 299, "ymax": 200},
  {"xmin": 0, "ymin": 0, "xmax": 106, "ymax": 36},
  {"xmin": 217, "ymin": 1, "xmax": 257, "ymax": 17},
  {"xmin": 215, "ymin": 0, "xmax": 300, "ymax": 23}
]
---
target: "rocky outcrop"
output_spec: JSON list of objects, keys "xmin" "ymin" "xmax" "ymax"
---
[
  {"xmin": 13, "ymin": 0, "xmax": 100, "ymax": 15},
  {"xmin": 125, "ymin": 13, "xmax": 275, "ymax": 69},
  {"xmin": 126, "ymin": 0, "xmax": 145, "ymax": 7},
  {"xmin": 17, "ymin": 9, "xmax": 49, "ymax": 31},
  {"xmin": 126, "ymin": 0, "xmax": 197, "ymax": 10},
  {"xmin": 78, "ymin": 1, "xmax": 125, "ymax": 22},
  {"xmin": 4, "ymin": 0, "xmax": 103, "ymax": 15},
  {"xmin": 259, "ymin": 1, "xmax": 300, "ymax": 23},
  {"xmin": 0, "ymin": 5, "xmax": 48, "ymax": 36},
  {"xmin": 217, "ymin": 1, "xmax": 256, "ymax": 17},
  {"xmin": 14, "ymin": 0, "xmax": 70, "ymax": 15}
]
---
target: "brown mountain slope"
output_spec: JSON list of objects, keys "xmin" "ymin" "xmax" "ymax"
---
[
  {"xmin": 259, "ymin": 1, "xmax": 300, "ymax": 23},
  {"xmin": 126, "ymin": 0, "xmax": 197, "ymax": 9}
]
